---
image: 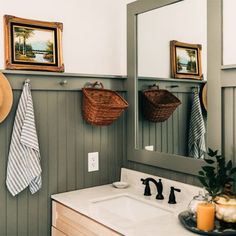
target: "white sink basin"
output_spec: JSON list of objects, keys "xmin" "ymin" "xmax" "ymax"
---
[{"xmin": 91, "ymin": 194, "xmax": 172, "ymax": 227}]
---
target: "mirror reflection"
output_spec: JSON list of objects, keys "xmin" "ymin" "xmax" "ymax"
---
[{"xmin": 137, "ymin": 0, "xmax": 207, "ymax": 158}]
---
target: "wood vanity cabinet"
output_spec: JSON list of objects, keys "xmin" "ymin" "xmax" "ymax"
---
[
  {"xmin": 52, "ymin": 226, "xmax": 67, "ymax": 236},
  {"xmin": 52, "ymin": 201, "xmax": 122, "ymax": 236}
]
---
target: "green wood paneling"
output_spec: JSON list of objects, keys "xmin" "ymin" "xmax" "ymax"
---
[
  {"xmin": 222, "ymin": 88, "xmax": 236, "ymax": 189},
  {"xmin": 0, "ymin": 73, "xmax": 209, "ymax": 236},
  {"xmin": 137, "ymin": 82, "xmax": 203, "ymax": 157},
  {"xmin": 0, "ymin": 76, "xmax": 125, "ymax": 236}
]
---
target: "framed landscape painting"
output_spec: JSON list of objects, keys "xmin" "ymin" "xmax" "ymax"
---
[
  {"xmin": 4, "ymin": 15, "xmax": 64, "ymax": 72},
  {"xmin": 170, "ymin": 40, "xmax": 202, "ymax": 80}
]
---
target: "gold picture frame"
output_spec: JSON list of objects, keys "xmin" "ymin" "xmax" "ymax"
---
[
  {"xmin": 170, "ymin": 40, "xmax": 202, "ymax": 80},
  {"xmin": 4, "ymin": 15, "xmax": 64, "ymax": 72}
]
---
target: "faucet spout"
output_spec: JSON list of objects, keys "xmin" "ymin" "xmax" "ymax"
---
[{"xmin": 141, "ymin": 178, "xmax": 164, "ymax": 200}]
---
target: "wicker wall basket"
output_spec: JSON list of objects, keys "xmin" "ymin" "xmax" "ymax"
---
[
  {"xmin": 82, "ymin": 82, "xmax": 128, "ymax": 126},
  {"xmin": 141, "ymin": 88, "xmax": 181, "ymax": 122}
]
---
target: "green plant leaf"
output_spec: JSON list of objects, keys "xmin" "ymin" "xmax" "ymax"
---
[
  {"xmin": 230, "ymin": 167, "xmax": 236, "ymax": 175},
  {"xmin": 198, "ymin": 176, "xmax": 209, "ymax": 188},
  {"xmin": 218, "ymin": 158, "xmax": 225, "ymax": 169},
  {"xmin": 226, "ymin": 160, "xmax": 232, "ymax": 171},
  {"xmin": 208, "ymin": 148, "xmax": 213, "ymax": 153},
  {"xmin": 204, "ymin": 159, "xmax": 215, "ymax": 164},
  {"xmin": 206, "ymin": 171, "xmax": 215, "ymax": 178},
  {"xmin": 214, "ymin": 150, "xmax": 218, "ymax": 156},
  {"xmin": 199, "ymin": 171, "xmax": 205, "ymax": 176},
  {"xmin": 225, "ymin": 177, "xmax": 234, "ymax": 183},
  {"xmin": 207, "ymin": 148, "xmax": 218, "ymax": 157},
  {"xmin": 202, "ymin": 166, "xmax": 215, "ymax": 172},
  {"xmin": 201, "ymin": 148, "xmax": 236, "ymax": 196},
  {"xmin": 216, "ymin": 155, "xmax": 222, "ymax": 161}
]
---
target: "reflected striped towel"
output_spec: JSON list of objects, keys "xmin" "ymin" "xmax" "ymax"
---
[
  {"xmin": 188, "ymin": 90, "xmax": 206, "ymax": 159},
  {"xmin": 6, "ymin": 82, "xmax": 42, "ymax": 196}
]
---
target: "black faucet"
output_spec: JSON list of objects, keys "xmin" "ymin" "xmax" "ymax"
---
[
  {"xmin": 140, "ymin": 178, "xmax": 164, "ymax": 200},
  {"xmin": 168, "ymin": 186, "xmax": 181, "ymax": 204}
]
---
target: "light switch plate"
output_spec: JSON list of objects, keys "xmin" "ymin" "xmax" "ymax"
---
[{"xmin": 88, "ymin": 152, "xmax": 99, "ymax": 172}]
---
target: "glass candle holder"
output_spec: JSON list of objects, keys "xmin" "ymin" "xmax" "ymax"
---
[{"xmin": 188, "ymin": 191, "xmax": 207, "ymax": 219}]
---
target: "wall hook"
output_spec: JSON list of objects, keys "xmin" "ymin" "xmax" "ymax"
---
[
  {"xmin": 59, "ymin": 80, "xmax": 67, "ymax": 86},
  {"xmin": 166, "ymin": 85, "xmax": 179, "ymax": 89},
  {"xmin": 170, "ymin": 85, "xmax": 179, "ymax": 88},
  {"xmin": 24, "ymin": 79, "xmax": 30, "ymax": 84},
  {"xmin": 191, "ymin": 86, "xmax": 199, "ymax": 93},
  {"xmin": 148, "ymin": 83, "xmax": 159, "ymax": 89}
]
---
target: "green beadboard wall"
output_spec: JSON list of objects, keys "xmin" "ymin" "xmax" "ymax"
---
[
  {"xmin": 0, "ymin": 72, "xmax": 126, "ymax": 236},
  {"xmin": 222, "ymin": 87, "xmax": 236, "ymax": 190},
  {"xmin": 1, "ymin": 71, "xmax": 232, "ymax": 236}
]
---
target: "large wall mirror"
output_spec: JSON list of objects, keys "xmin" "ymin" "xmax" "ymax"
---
[
  {"xmin": 137, "ymin": 0, "xmax": 207, "ymax": 157},
  {"xmin": 127, "ymin": 0, "xmax": 222, "ymax": 175}
]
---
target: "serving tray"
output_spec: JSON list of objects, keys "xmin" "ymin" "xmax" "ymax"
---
[{"xmin": 178, "ymin": 211, "xmax": 236, "ymax": 235}]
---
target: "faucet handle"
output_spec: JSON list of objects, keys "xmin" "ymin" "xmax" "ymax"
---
[
  {"xmin": 156, "ymin": 179, "xmax": 164, "ymax": 200},
  {"xmin": 174, "ymin": 187, "xmax": 181, "ymax": 192},
  {"xmin": 168, "ymin": 186, "xmax": 181, "ymax": 204},
  {"xmin": 140, "ymin": 178, "xmax": 151, "ymax": 196}
]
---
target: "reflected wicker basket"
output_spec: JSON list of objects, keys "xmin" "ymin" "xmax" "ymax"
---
[
  {"xmin": 82, "ymin": 82, "xmax": 128, "ymax": 126},
  {"xmin": 141, "ymin": 87, "xmax": 181, "ymax": 122}
]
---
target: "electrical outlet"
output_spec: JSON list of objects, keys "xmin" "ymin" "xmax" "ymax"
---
[
  {"xmin": 145, "ymin": 145, "xmax": 154, "ymax": 151},
  {"xmin": 88, "ymin": 152, "xmax": 99, "ymax": 172}
]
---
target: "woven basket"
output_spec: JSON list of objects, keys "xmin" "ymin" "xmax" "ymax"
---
[
  {"xmin": 82, "ymin": 82, "xmax": 128, "ymax": 126},
  {"xmin": 141, "ymin": 87, "xmax": 181, "ymax": 122}
]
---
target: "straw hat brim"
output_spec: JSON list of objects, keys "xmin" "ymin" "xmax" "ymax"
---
[
  {"xmin": 202, "ymin": 83, "xmax": 207, "ymax": 111},
  {"xmin": 0, "ymin": 72, "xmax": 13, "ymax": 123}
]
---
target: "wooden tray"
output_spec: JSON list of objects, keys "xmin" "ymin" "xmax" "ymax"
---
[{"xmin": 178, "ymin": 211, "xmax": 236, "ymax": 235}]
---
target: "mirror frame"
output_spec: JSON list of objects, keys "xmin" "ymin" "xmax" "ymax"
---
[{"xmin": 126, "ymin": 0, "xmax": 222, "ymax": 175}]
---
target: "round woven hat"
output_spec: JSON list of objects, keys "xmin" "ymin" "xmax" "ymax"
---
[
  {"xmin": 0, "ymin": 73, "xmax": 13, "ymax": 123},
  {"xmin": 202, "ymin": 83, "xmax": 207, "ymax": 111}
]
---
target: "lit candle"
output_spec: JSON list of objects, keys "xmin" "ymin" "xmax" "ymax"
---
[{"xmin": 197, "ymin": 202, "xmax": 215, "ymax": 231}]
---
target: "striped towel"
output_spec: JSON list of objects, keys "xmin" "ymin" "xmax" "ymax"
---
[
  {"xmin": 6, "ymin": 82, "xmax": 42, "ymax": 196},
  {"xmin": 188, "ymin": 90, "xmax": 206, "ymax": 159}
]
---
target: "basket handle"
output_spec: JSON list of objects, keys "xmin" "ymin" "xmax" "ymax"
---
[
  {"xmin": 84, "ymin": 81, "xmax": 104, "ymax": 89},
  {"xmin": 148, "ymin": 83, "xmax": 159, "ymax": 90},
  {"xmin": 92, "ymin": 81, "xmax": 104, "ymax": 89}
]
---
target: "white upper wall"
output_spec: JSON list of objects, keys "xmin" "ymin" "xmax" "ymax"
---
[
  {"xmin": 6, "ymin": 0, "xmax": 232, "ymax": 77},
  {"xmin": 223, "ymin": 0, "xmax": 236, "ymax": 66},
  {"xmin": 0, "ymin": 0, "xmax": 133, "ymax": 75},
  {"xmin": 138, "ymin": 0, "xmax": 207, "ymax": 79}
]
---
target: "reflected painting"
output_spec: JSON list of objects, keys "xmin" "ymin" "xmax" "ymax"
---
[
  {"xmin": 176, "ymin": 47, "xmax": 198, "ymax": 74},
  {"xmin": 170, "ymin": 40, "xmax": 202, "ymax": 80},
  {"xmin": 13, "ymin": 26, "xmax": 55, "ymax": 64}
]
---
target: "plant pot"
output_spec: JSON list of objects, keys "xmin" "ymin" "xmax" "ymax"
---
[{"xmin": 214, "ymin": 195, "xmax": 236, "ymax": 224}]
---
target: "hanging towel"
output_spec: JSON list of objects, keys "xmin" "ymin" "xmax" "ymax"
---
[
  {"xmin": 6, "ymin": 82, "xmax": 41, "ymax": 196},
  {"xmin": 188, "ymin": 90, "xmax": 206, "ymax": 159}
]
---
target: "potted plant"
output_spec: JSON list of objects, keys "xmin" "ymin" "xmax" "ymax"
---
[{"xmin": 198, "ymin": 148, "xmax": 236, "ymax": 225}]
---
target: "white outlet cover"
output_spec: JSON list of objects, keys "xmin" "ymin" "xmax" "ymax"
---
[
  {"xmin": 145, "ymin": 145, "xmax": 154, "ymax": 151},
  {"xmin": 88, "ymin": 152, "xmax": 99, "ymax": 172}
]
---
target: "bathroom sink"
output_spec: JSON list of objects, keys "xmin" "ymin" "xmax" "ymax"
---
[{"xmin": 91, "ymin": 194, "xmax": 172, "ymax": 226}]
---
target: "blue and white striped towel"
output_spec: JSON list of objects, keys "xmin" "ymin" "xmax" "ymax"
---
[
  {"xmin": 6, "ymin": 82, "xmax": 42, "ymax": 196},
  {"xmin": 188, "ymin": 90, "xmax": 206, "ymax": 159}
]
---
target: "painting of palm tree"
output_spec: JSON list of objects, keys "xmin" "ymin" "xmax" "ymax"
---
[
  {"xmin": 170, "ymin": 41, "xmax": 202, "ymax": 80},
  {"xmin": 175, "ymin": 47, "xmax": 198, "ymax": 74},
  {"xmin": 13, "ymin": 25, "xmax": 55, "ymax": 64},
  {"xmin": 4, "ymin": 15, "xmax": 63, "ymax": 72}
]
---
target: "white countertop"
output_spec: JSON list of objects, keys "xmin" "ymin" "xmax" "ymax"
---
[{"xmin": 52, "ymin": 168, "xmax": 202, "ymax": 236}]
